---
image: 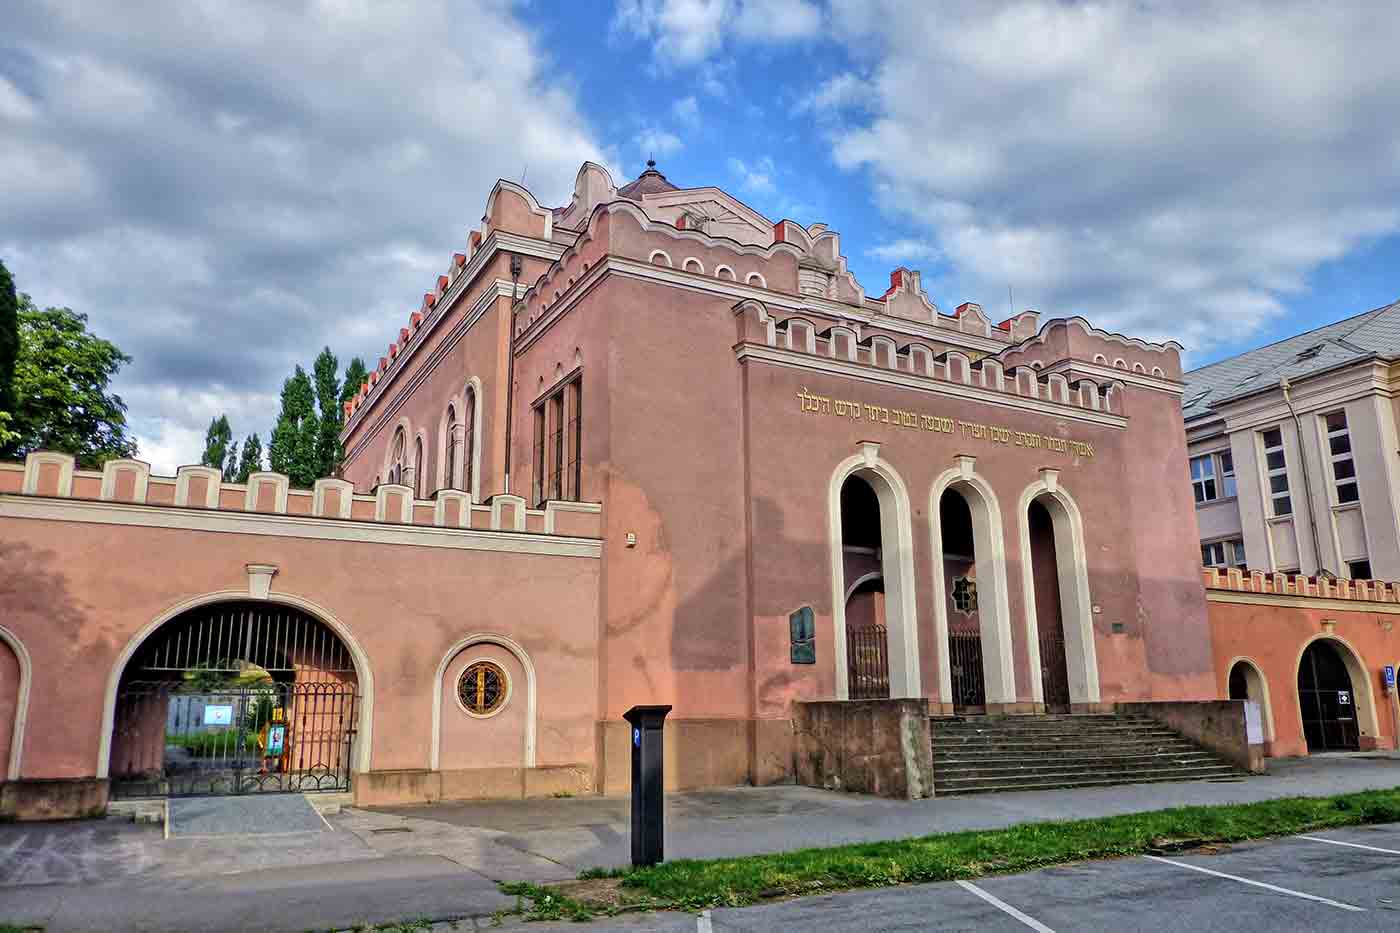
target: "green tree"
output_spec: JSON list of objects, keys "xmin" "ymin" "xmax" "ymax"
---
[
  {"xmin": 201, "ymin": 414, "xmax": 234, "ymax": 478},
  {"xmin": 268, "ymin": 366, "xmax": 318, "ymax": 486},
  {"xmin": 235, "ymin": 433, "xmax": 263, "ymax": 483},
  {"xmin": 339, "ymin": 356, "xmax": 368, "ymax": 409},
  {"xmin": 312, "ymin": 346, "xmax": 342, "ymax": 478},
  {"xmin": 3, "ymin": 297, "xmax": 138, "ymax": 466},
  {"xmin": 0, "ymin": 259, "xmax": 17, "ymax": 420}
]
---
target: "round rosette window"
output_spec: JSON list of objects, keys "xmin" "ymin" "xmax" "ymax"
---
[{"xmin": 457, "ymin": 659, "xmax": 510, "ymax": 717}]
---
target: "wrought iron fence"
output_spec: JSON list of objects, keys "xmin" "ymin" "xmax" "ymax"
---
[
  {"xmin": 847, "ymin": 624, "xmax": 890, "ymax": 699},
  {"xmin": 109, "ymin": 681, "xmax": 357, "ymax": 798},
  {"xmin": 948, "ymin": 629, "xmax": 986, "ymax": 710}
]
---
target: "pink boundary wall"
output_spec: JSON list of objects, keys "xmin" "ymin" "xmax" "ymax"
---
[{"xmin": 0, "ymin": 453, "xmax": 602, "ymax": 818}]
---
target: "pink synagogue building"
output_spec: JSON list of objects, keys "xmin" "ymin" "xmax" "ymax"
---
[{"xmin": 0, "ymin": 162, "xmax": 1235, "ymax": 819}]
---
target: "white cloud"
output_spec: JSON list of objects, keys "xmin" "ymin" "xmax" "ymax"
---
[
  {"xmin": 613, "ymin": 0, "xmax": 821, "ymax": 67},
  {"xmin": 821, "ymin": 1, "xmax": 1400, "ymax": 351},
  {"xmin": 1, "ymin": 1, "xmax": 603, "ymax": 472},
  {"xmin": 728, "ymin": 156, "xmax": 777, "ymax": 195},
  {"xmin": 636, "ymin": 126, "xmax": 684, "ymax": 158},
  {"xmin": 867, "ymin": 238, "xmax": 940, "ymax": 265},
  {"xmin": 672, "ymin": 95, "xmax": 700, "ymax": 127}
]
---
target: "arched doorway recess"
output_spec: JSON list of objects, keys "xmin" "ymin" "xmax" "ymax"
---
[
  {"xmin": 1297, "ymin": 638, "xmax": 1367, "ymax": 752},
  {"xmin": 930, "ymin": 459, "xmax": 1015, "ymax": 711},
  {"xmin": 1016, "ymin": 474, "xmax": 1100, "ymax": 710},
  {"xmin": 107, "ymin": 600, "xmax": 362, "ymax": 798},
  {"xmin": 827, "ymin": 446, "xmax": 921, "ymax": 700},
  {"xmin": 841, "ymin": 476, "xmax": 890, "ymax": 699},
  {"xmin": 1227, "ymin": 657, "xmax": 1274, "ymax": 751}
]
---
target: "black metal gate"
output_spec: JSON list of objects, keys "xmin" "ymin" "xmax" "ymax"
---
[
  {"xmin": 949, "ymin": 629, "xmax": 986, "ymax": 711},
  {"xmin": 1039, "ymin": 628, "xmax": 1071, "ymax": 712},
  {"xmin": 847, "ymin": 624, "xmax": 890, "ymax": 699},
  {"xmin": 110, "ymin": 681, "xmax": 358, "ymax": 798},
  {"xmin": 1298, "ymin": 640, "xmax": 1360, "ymax": 752}
]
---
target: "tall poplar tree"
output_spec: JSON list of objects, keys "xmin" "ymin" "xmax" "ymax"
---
[
  {"xmin": 235, "ymin": 433, "xmax": 263, "ymax": 482},
  {"xmin": 339, "ymin": 357, "xmax": 368, "ymax": 409},
  {"xmin": 200, "ymin": 414, "xmax": 234, "ymax": 477},
  {"xmin": 268, "ymin": 366, "xmax": 318, "ymax": 486},
  {"xmin": 0, "ymin": 259, "xmax": 17, "ymax": 421},
  {"xmin": 312, "ymin": 347, "xmax": 342, "ymax": 478}
]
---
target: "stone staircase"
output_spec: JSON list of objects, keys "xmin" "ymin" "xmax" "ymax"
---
[{"xmin": 931, "ymin": 713, "xmax": 1242, "ymax": 795}]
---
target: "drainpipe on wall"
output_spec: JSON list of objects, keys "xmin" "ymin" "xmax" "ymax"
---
[{"xmin": 1280, "ymin": 376, "xmax": 1334, "ymax": 578}]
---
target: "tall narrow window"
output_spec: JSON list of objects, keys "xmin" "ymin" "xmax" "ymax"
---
[
  {"xmin": 566, "ymin": 380, "xmax": 582, "ymax": 499},
  {"xmin": 1325, "ymin": 411, "xmax": 1358, "ymax": 504},
  {"xmin": 1262, "ymin": 428, "xmax": 1291, "ymax": 516},
  {"xmin": 549, "ymin": 391, "xmax": 565, "ymax": 500},
  {"xmin": 444, "ymin": 406, "xmax": 457, "ymax": 490},
  {"xmin": 389, "ymin": 429, "xmax": 406, "ymax": 486},
  {"xmin": 532, "ymin": 376, "xmax": 583, "ymax": 506},
  {"xmin": 532, "ymin": 406, "xmax": 546, "ymax": 507},
  {"xmin": 463, "ymin": 388, "xmax": 477, "ymax": 497},
  {"xmin": 413, "ymin": 437, "xmax": 424, "ymax": 497},
  {"xmin": 1219, "ymin": 450, "xmax": 1237, "ymax": 498}
]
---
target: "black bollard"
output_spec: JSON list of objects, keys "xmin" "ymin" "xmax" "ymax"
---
[{"xmin": 623, "ymin": 704, "xmax": 672, "ymax": 867}]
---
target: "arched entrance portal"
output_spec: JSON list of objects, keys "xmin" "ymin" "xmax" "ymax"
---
[
  {"xmin": 940, "ymin": 489, "xmax": 985, "ymax": 712},
  {"xmin": 841, "ymin": 476, "xmax": 890, "ymax": 699},
  {"xmin": 1028, "ymin": 500, "xmax": 1070, "ymax": 711},
  {"xmin": 1227, "ymin": 657, "xmax": 1274, "ymax": 753},
  {"xmin": 108, "ymin": 601, "xmax": 361, "ymax": 798},
  {"xmin": 1298, "ymin": 640, "xmax": 1360, "ymax": 752}
]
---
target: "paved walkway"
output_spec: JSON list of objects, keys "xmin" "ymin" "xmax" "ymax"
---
[{"xmin": 1, "ymin": 754, "xmax": 1398, "ymax": 932}]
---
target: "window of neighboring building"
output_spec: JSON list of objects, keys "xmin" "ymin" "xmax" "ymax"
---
[
  {"xmin": 1189, "ymin": 454, "xmax": 1216, "ymax": 503},
  {"xmin": 1348, "ymin": 559, "xmax": 1372, "ymax": 580},
  {"xmin": 1191, "ymin": 450, "xmax": 1237, "ymax": 503},
  {"xmin": 1261, "ymin": 428, "xmax": 1291, "ymax": 516},
  {"xmin": 532, "ymin": 376, "xmax": 582, "ymax": 506},
  {"xmin": 1325, "ymin": 411, "xmax": 1359, "ymax": 504},
  {"xmin": 1202, "ymin": 538, "xmax": 1246, "ymax": 569}
]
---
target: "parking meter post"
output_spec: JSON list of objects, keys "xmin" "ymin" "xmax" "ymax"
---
[{"xmin": 623, "ymin": 704, "xmax": 672, "ymax": 867}]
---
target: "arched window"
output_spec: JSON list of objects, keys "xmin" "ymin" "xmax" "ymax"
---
[
  {"xmin": 463, "ymin": 387, "xmax": 477, "ymax": 496},
  {"xmin": 389, "ymin": 428, "xmax": 406, "ymax": 485},
  {"xmin": 444, "ymin": 405, "xmax": 458, "ymax": 490},
  {"xmin": 413, "ymin": 437, "xmax": 425, "ymax": 497}
]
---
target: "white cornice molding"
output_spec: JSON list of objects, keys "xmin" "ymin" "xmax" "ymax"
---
[
  {"xmin": 1041, "ymin": 359, "xmax": 1184, "ymax": 395},
  {"xmin": 1214, "ymin": 360, "xmax": 1394, "ymax": 433},
  {"xmin": 514, "ymin": 255, "xmax": 1011, "ymax": 358},
  {"xmin": 1206, "ymin": 588, "xmax": 1400, "ymax": 615},
  {"xmin": 0, "ymin": 495, "xmax": 602, "ymax": 558},
  {"xmin": 734, "ymin": 343, "xmax": 1128, "ymax": 428}
]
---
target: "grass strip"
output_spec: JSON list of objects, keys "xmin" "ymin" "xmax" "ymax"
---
[{"xmin": 506, "ymin": 787, "xmax": 1400, "ymax": 917}]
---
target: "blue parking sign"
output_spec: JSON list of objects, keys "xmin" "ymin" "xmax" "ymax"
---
[{"xmin": 1385, "ymin": 665, "xmax": 1395, "ymax": 689}]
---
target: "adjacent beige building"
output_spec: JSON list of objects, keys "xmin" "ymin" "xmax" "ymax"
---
[{"xmin": 1184, "ymin": 300, "xmax": 1400, "ymax": 580}]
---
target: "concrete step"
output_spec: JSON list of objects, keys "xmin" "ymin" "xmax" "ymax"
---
[
  {"xmin": 933, "ymin": 721, "xmax": 1177, "ymax": 735},
  {"xmin": 936, "ymin": 755, "xmax": 1224, "ymax": 781},
  {"xmin": 936, "ymin": 750, "xmax": 1220, "ymax": 769},
  {"xmin": 938, "ymin": 766, "xmax": 1243, "ymax": 795},
  {"xmin": 934, "ymin": 736, "xmax": 1196, "ymax": 753}
]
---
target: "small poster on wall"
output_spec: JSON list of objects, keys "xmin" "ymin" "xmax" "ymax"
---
[{"xmin": 266, "ymin": 724, "xmax": 286, "ymax": 757}]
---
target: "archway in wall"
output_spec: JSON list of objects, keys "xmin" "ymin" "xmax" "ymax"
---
[
  {"xmin": 940, "ymin": 489, "xmax": 986, "ymax": 712},
  {"xmin": 1228, "ymin": 658, "xmax": 1273, "ymax": 752},
  {"xmin": 1298, "ymin": 640, "xmax": 1361, "ymax": 752},
  {"xmin": 841, "ymin": 476, "xmax": 890, "ymax": 699},
  {"xmin": 108, "ymin": 601, "xmax": 361, "ymax": 798},
  {"xmin": 1028, "ymin": 499, "xmax": 1070, "ymax": 712}
]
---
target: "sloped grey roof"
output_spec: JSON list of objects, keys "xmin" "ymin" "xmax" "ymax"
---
[
  {"xmin": 1182, "ymin": 299, "xmax": 1400, "ymax": 421},
  {"xmin": 618, "ymin": 165, "xmax": 678, "ymax": 199}
]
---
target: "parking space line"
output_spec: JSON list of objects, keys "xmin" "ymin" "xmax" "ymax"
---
[
  {"xmin": 1298, "ymin": 834, "xmax": 1400, "ymax": 855},
  {"xmin": 955, "ymin": 880, "xmax": 1056, "ymax": 932},
  {"xmin": 1143, "ymin": 855, "xmax": 1365, "ymax": 911},
  {"xmin": 696, "ymin": 908, "xmax": 713, "ymax": 933}
]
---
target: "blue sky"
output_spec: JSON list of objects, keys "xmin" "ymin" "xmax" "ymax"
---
[{"xmin": 3, "ymin": 1, "xmax": 1399, "ymax": 471}]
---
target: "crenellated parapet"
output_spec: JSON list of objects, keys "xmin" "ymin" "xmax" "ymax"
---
[
  {"xmin": 0, "ymin": 452, "xmax": 602, "ymax": 540},
  {"xmin": 1203, "ymin": 567, "xmax": 1400, "ymax": 603},
  {"xmin": 733, "ymin": 300, "xmax": 1125, "ymax": 418},
  {"xmin": 999, "ymin": 317, "xmax": 1183, "ymax": 382}
]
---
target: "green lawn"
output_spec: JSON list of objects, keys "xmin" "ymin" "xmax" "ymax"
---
[{"xmin": 502, "ymin": 786, "xmax": 1400, "ymax": 918}]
